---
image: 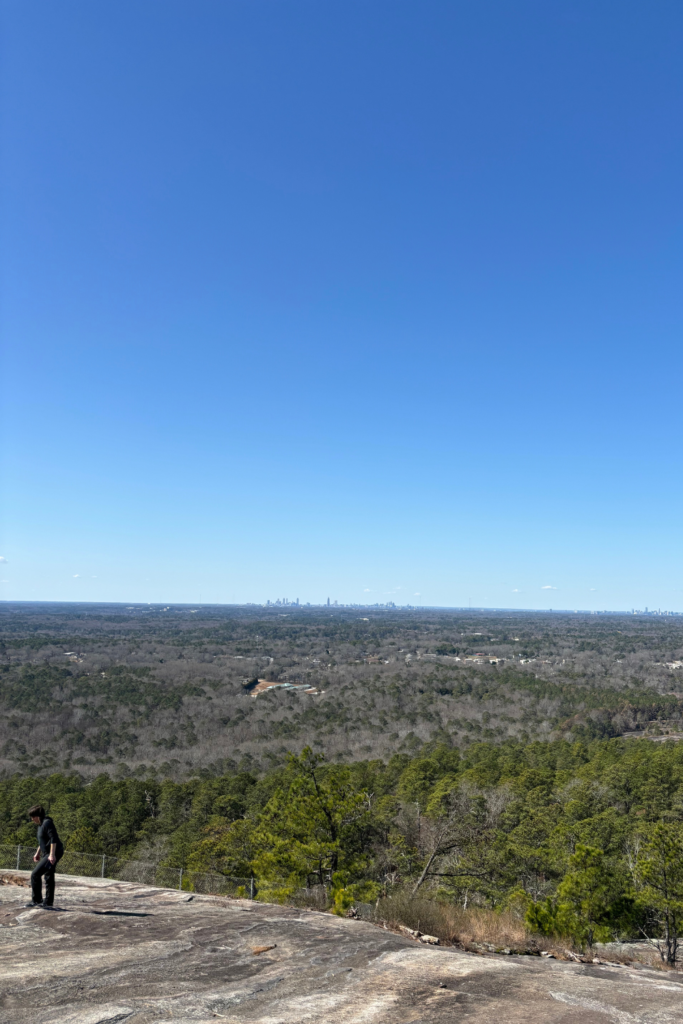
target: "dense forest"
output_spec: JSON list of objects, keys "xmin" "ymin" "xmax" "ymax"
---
[
  {"xmin": 2, "ymin": 737, "xmax": 683, "ymax": 961},
  {"xmin": 2, "ymin": 604, "xmax": 683, "ymax": 961},
  {"xmin": 1, "ymin": 603, "xmax": 683, "ymax": 777}
]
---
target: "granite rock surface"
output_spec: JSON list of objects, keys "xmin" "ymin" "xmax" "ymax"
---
[{"xmin": 0, "ymin": 871, "xmax": 681, "ymax": 1023}]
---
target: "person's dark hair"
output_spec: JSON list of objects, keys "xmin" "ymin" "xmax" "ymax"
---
[{"xmin": 27, "ymin": 805, "xmax": 46, "ymax": 821}]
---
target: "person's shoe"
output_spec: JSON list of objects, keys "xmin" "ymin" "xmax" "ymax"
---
[
  {"xmin": 23, "ymin": 902, "xmax": 42, "ymax": 908},
  {"xmin": 41, "ymin": 904, "xmax": 54, "ymax": 910}
]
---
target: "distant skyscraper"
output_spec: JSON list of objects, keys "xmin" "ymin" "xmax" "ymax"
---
[{"xmin": 327, "ymin": 597, "xmax": 330, "ymax": 606}]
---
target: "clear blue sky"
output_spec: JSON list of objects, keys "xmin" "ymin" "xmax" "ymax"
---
[{"xmin": 2, "ymin": 1, "xmax": 682, "ymax": 610}]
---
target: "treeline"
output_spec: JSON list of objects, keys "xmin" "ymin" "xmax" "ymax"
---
[{"xmin": 2, "ymin": 736, "xmax": 683, "ymax": 961}]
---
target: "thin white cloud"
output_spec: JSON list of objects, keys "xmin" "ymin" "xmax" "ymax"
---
[
  {"xmin": 73, "ymin": 574, "xmax": 80, "ymax": 578},
  {"xmin": 0, "ymin": 556, "xmax": 7, "ymax": 564},
  {"xmin": 512, "ymin": 589, "xmax": 521, "ymax": 593},
  {"xmin": 0, "ymin": 579, "xmax": 8, "ymax": 583},
  {"xmin": 91, "ymin": 576, "xmax": 98, "ymax": 579},
  {"xmin": 414, "ymin": 592, "xmax": 421, "ymax": 596},
  {"xmin": 589, "ymin": 588, "xmax": 596, "ymax": 591},
  {"xmin": 363, "ymin": 588, "xmax": 371, "ymax": 592},
  {"xmin": 541, "ymin": 585, "xmax": 557, "ymax": 590}
]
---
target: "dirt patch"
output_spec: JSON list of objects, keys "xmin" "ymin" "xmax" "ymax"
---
[{"xmin": 0, "ymin": 873, "xmax": 28, "ymax": 887}]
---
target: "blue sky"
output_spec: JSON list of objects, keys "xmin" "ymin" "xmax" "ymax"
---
[{"xmin": 2, "ymin": 0, "xmax": 682, "ymax": 610}]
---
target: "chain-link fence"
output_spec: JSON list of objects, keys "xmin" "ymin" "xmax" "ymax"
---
[{"xmin": 0, "ymin": 845, "xmax": 254, "ymax": 898}]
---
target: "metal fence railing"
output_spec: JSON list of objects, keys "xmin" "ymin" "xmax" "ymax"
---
[{"xmin": 0, "ymin": 845, "xmax": 254, "ymax": 898}]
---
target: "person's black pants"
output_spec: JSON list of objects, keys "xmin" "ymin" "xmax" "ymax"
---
[{"xmin": 31, "ymin": 855, "xmax": 61, "ymax": 906}]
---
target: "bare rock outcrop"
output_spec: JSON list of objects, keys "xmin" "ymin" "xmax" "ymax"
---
[{"xmin": 0, "ymin": 871, "xmax": 681, "ymax": 1023}]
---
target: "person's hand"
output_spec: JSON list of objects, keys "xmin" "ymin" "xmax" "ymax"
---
[
  {"xmin": 48, "ymin": 854, "xmax": 56, "ymax": 865},
  {"xmin": 33, "ymin": 853, "xmax": 39, "ymax": 863}
]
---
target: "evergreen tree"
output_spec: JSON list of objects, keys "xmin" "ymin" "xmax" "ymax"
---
[{"xmin": 633, "ymin": 823, "xmax": 683, "ymax": 965}]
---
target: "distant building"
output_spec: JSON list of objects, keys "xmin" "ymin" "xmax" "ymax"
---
[
  {"xmin": 465, "ymin": 653, "xmax": 504, "ymax": 665},
  {"xmin": 246, "ymin": 679, "xmax": 320, "ymax": 698}
]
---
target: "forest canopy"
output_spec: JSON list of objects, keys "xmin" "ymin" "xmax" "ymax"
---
[
  {"xmin": 4, "ymin": 736, "xmax": 683, "ymax": 961},
  {"xmin": 4, "ymin": 604, "xmax": 683, "ymax": 961},
  {"xmin": 2, "ymin": 602, "xmax": 683, "ymax": 777}
]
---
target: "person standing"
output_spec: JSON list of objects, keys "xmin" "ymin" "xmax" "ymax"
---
[{"xmin": 26, "ymin": 805, "xmax": 64, "ymax": 908}]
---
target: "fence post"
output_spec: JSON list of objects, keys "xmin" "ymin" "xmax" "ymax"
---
[
  {"xmin": 179, "ymin": 868, "xmax": 183, "ymax": 891},
  {"xmin": 250, "ymin": 876, "xmax": 254, "ymax": 900},
  {"xmin": 16, "ymin": 845, "xmax": 21, "ymax": 870},
  {"xmin": 101, "ymin": 854, "xmax": 106, "ymax": 879}
]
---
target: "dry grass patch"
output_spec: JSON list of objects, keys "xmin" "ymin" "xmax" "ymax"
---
[{"xmin": 373, "ymin": 892, "xmax": 528, "ymax": 950}]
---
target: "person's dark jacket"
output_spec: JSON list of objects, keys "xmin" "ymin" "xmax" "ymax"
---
[{"xmin": 37, "ymin": 817, "xmax": 64, "ymax": 858}]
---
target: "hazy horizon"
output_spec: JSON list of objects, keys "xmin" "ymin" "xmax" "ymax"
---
[{"xmin": 0, "ymin": 599, "xmax": 674, "ymax": 617}]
